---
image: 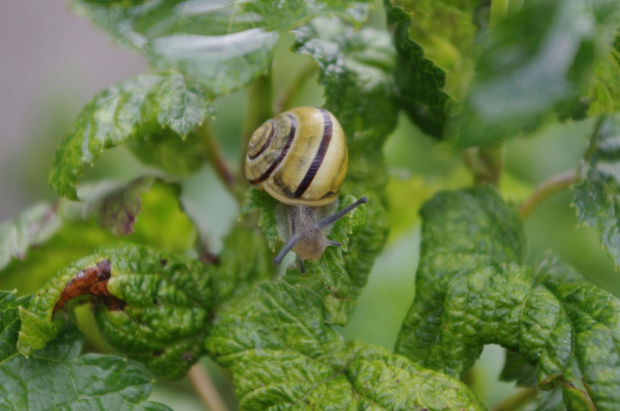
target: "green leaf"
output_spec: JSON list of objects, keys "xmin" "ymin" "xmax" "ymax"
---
[
  {"xmin": 449, "ymin": 0, "xmax": 620, "ymax": 147},
  {"xmin": 0, "ymin": 291, "xmax": 31, "ymax": 363},
  {"xmin": 586, "ymin": 37, "xmax": 620, "ymax": 115},
  {"xmin": 0, "ymin": 202, "xmax": 62, "ymax": 272},
  {"xmin": 211, "ymin": 224, "xmax": 274, "ymax": 304},
  {"xmin": 574, "ymin": 115, "xmax": 620, "ymax": 268},
  {"xmin": 346, "ymin": 342, "xmax": 484, "ymax": 410},
  {"xmin": 81, "ymin": 176, "xmax": 155, "ymax": 236},
  {"xmin": 18, "ymin": 245, "xmax": 212, "ymax": 379},
  {"xmin": 49, "ymin": 71, "xmax": 212, "ymax": 199},
  {"xmin": 0, "ymin": 291, "xmax": 169, "ymax": 410},
  {"xmin": 128, "ymin": 127, "xmax": 210, "ymax": 177},
  {"xmin": 205, "ymin": 280, "xmax": 350, "ymax": 409},
  {"xmin": 384, "ymin": 0, "xmax": 453, "ymax": 137},
  {"xmin": 396, "ymin": 187, "xmax": 620, "ymax": 408},
  {"xmin": 205, "ymin": 281, "xmax": 484, "ymax": 410},
  {"xmin": 240, "ymin": 187, "xmax": 279, "ymax": 252},
  {"xmin": 339, "ymin": 186, "xmax": 389, "ymax": 319},
  {"xmin": 387, "ymin": 0, "xmax": 477, "ymax": 100},
  {"xmin": 72, "ymin": 0, "xmax": 371, "ymax": 98}
]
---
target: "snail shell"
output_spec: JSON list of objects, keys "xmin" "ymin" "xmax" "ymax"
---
[{"xmin": 245, "ymin": 107, "xmax": 348, "ymax": 207}]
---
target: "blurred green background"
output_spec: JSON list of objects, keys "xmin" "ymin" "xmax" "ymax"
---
[{"xmin": 0, "ymin": 2, "xmax": 616, "ymax": 410}]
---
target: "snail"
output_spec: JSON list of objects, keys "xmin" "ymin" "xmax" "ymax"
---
[{"xmin": 245, "ymin": 107, "xmax": 367, "ymax": 273}]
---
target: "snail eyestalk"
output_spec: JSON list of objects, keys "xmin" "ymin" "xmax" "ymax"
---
[
  {"xmin": 273, "ymin": 233, "xmax": 302, "ymax": 265},
  {"xmin": 317, "ymin": 197, "xmax": 367, "ymax": 228}
]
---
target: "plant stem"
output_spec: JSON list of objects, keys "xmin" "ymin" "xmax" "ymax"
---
[
  {"xmin": 519, "ymin": 172, "xmax": 576, "ymax": 220},
  {"xmin": 199, "ymin": 122, "xmax": 243, "ymax": 202},
  {"xmin": 274, "ymin": 63, "xmax": 318, "ymax": 113},
  {"xmin": 490, "ymin": 0, "xmax": 509, "ymax": 27},
  {"xmin": 491, "ymin": 387, "xmax": 537, "ymax": 411},
  {"xmin": 240, "ymin": 74, "xmax": 274, "ymax": 178},
  {"xmin": 463, "ymin": 142, "xmax": 505, "ymax": 186},
  {"xmin": 188, "ymin": 364, "xmax": 229, "ymax": 411}
]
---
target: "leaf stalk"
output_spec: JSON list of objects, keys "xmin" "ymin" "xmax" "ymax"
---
[
  {"xmin": 199, "ymin": 122, "xmax": 244, "ymax": 203},
  {"xmin": 188, "ymin": 364, "xmax": 229, "ymax": 411},
  {"xmin": 519, "ymin": 171, "xmax": 576, "ymax": 219},
  {"xmin": 463, "ymin": 142, "xmax": 505, "ymax": 186}
]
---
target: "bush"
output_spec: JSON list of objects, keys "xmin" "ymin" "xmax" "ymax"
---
[{"xmin": 1, "ymin": 0, "xmax": 620, "ymax": 409}]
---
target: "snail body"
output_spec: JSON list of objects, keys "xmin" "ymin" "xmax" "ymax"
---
[{"xmin": 245, "ymin": 107, "xmax": 367, "ymax": 272}]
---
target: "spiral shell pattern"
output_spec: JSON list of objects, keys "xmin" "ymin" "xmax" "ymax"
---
[{"xmin": 245, "ymin": 107, "xmax": 348, "ymax": 207}]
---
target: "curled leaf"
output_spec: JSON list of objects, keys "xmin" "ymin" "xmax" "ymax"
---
[
  {"xmin": 81, "ymin": 177, "xmax": 155, "ymax": 236},
  {"xmin": 18, "ymin": 245, "xmax": 212, "ymax": 379},
  {"xmin": 396, "ymin": 187, "xmax": 620, "ymax": 408},
  {"xmin": 49, "ymin": 71, "xmax": 212, "ymax": 199}
]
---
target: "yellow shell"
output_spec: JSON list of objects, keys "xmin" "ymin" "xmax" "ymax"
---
[{"xmin": 245, "ymin": 107, "xmax": 348, "ymax": 207}]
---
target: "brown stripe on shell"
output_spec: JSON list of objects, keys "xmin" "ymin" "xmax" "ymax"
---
[
  {"xmin": 248, "ymin": 114, "xmax": 297, "ymax": 185},
  {"xmin": 293, "ymin": 109, "xmax": 333, "ymax": 198},
  {"xmin": 247, "ymin": 120, "xmax": 276, "ymax": 160}
]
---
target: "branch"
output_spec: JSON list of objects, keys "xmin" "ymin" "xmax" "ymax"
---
[
  {"xmin": 198, "ymin": 122, "xmax": 243, "ymax": 203},
  {"xmin": 188, "ymin": 364, "xmax": 229, "ymax": 411},
  {"xmin": 491, "ymin": 387, "xmax": 537, "ymax": 411},
  {"xmin": 519, "ymin": 171, "xmax": 576, "ymax": 219}
]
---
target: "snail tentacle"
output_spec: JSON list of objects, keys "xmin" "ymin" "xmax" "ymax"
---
[
  {"xmin": 317, "ymin": 197, "xmax": 368, "ymax": 229},
  {"xmin": 273, "ymin": 233, "xmax": 302, "ymax": 265}
]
